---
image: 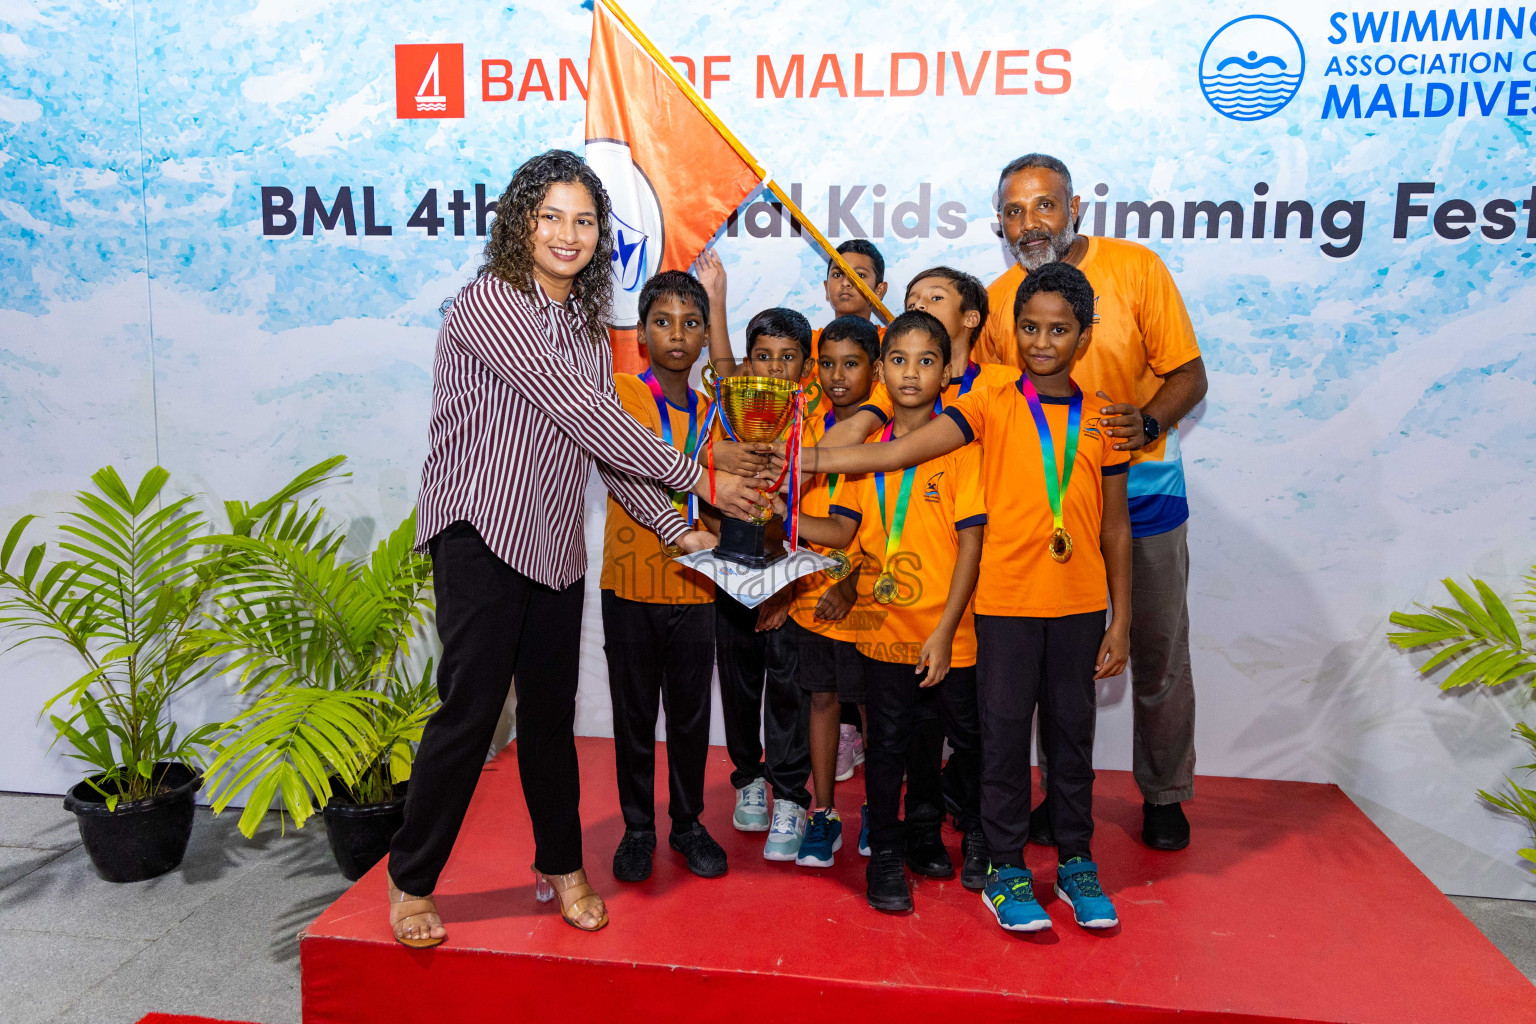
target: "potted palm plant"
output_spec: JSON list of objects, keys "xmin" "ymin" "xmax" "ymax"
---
[
  {"xmin": 198, "ymin": 475, "xmax": 438, "ymax": 880},
  {"xmin": 0, "ymin": 461, "xmax": 349, "ymax": 882},
  {"xmin": 1389, "ymin": 571, "xmax": 1536, "ymax": 868}
]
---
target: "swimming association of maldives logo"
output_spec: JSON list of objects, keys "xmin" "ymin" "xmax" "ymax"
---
[
  {"xmin": 395, "ymin": 44, "xmax": 464, "ymax": 119},
  {"xmin": 1199, "ymin": 16, "xmax": 1304, "ymax": 121},
  {"xmin": 585, "ymin": 139, "xmax": 665, "ymax": 329}
]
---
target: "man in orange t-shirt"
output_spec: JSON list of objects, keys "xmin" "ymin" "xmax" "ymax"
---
[{"xmin": 976, "ymin": 153, "xmax": 1209, "ymax": 852}]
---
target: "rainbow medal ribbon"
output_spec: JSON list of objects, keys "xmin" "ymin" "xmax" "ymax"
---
[
  {"xmin": 820, "ymin": 408, "xmax": 852, "ymax": 581},
  {"xmin": 642, "ymin": 369, "xmax": 700, "ymax": 556},
  {"xmin": 933, "ymin": 360, "xmax": 982, "ymax": 414},
  {"xmin": 1019, "ymin": 378, "xmax": 1082, "ymax": 564},
  {"xmin": 872, "ymin": 420, "xmax": 916, "ymax": 603}
]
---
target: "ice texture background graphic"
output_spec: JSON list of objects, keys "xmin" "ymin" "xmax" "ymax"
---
[{"xmin": 2, "ymin": 0, "xmax": 1534, "ymax": 897}]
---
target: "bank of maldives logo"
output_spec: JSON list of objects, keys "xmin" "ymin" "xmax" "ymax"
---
[
  {"xmin": 395, "ymin": 44, "xmax": 464, "ymax": 119},
  {"xmin": 1199, "ymin": 16, "xmax": 1304, "ymax": 121},
  {"xmin": 585, "ymin": 139, "xmax": 665, "ymax": 330}
]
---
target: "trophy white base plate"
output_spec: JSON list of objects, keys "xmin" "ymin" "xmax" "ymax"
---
[{"xmin": 674, "ymin": 549, "xmax": 836, "ymax": 609}]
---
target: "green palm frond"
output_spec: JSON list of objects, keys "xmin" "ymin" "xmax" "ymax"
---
[
  {"xmin": 1477, "ymin": 723, "xmax": 1536, "ymax": 867},
  {"xmin": 203, "ymin": 687, "xmax": 385, "ymax": 836},
  {"xmin": 1388, "ymin": 577, "xmax": 1536, "ymax": 690}
]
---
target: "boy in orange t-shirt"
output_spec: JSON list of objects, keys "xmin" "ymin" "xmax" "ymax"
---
[
  {"xmin": 785, "ymin": 315, "xmax": 879, "ymax": 869},
  {"xmin": 789, "ymin": 310, "xmax": 987, "ymax": 913},
  {"xmin": 602, "ymin": 271, "xmax": 729, "ymax": 884},
  {"xmin": 807, "ymin": 263, "xmax": 1132, "ymax": 933},
  {"xmin": 819, "ymin": 265, "xmax": 1009, "ymax": 885}
]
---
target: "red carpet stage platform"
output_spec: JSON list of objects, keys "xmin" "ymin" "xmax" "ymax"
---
[{"xmin": 301, "ymin": 737, "xmax": 1536, "ymax": 1023}]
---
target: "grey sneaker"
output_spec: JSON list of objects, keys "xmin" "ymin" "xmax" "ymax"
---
[
  {"xmin": 763, "ymin": 800, "xmax": 807, "ymax": 861},
  {"xmin": 733, "ymin": 778, "xmax": 770, "ymax": 832}
]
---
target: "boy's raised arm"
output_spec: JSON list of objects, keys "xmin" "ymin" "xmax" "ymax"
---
[
  {"xmin": 696, "ymin": 249, "xmax": 737, "ymax": 377},
  {"xmin": 809, "ymin": 415, "xmax": 967, "ymax": 477}
]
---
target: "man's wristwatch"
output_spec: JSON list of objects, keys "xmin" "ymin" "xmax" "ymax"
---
[{"xmin": 1141, "ymin": 413, "xmax": 1162, "ymax": 444}]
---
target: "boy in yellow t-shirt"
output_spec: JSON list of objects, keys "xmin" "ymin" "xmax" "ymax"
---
[
  {"xmin": 789, "ymin": 310, "xmax": 986, "ymax": 913},
  {"xmin": 807, "ymin": 263, "xmax": 1132, "ymax": 933},
  {"xmin": 786, "ymin": 315, "xmax": 878, "ymax": 870},
  {"xmin": 602, "ymin": 271, "xmax": 727, "ymax": 884}
]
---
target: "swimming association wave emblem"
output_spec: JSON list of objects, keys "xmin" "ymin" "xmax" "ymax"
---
[
  {"xmin": 1199, "ymin": 15, "xmax": 1305, "ymax": 121},
  {"xmin": 585, "ymin": 139, "xmax": 665, "ymax": 329}
]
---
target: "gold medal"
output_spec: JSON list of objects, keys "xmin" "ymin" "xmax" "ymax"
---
[
  {"xmin": 825, "ymin": 548, "xmax": 852, "ymax": 581},
  {"xmin": 873, "ymin": 571, "xmax": 898, "ymax": 604},
  {"xmin": 664, "ymin": 544, "xmax": 683, "ymax": 558},
  {"xmin": 1049, "ymin": 528, "xmax": 1073, "ymax": 564}
]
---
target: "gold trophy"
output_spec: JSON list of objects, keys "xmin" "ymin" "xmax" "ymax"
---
[{"xmin": 702, "ymin": 368, "xmax": 814, "ymax": 569}]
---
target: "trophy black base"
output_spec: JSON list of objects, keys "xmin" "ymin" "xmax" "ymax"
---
[{"xmin": 713, "ymin": 517, "xmax": 787, "ymax": 569}]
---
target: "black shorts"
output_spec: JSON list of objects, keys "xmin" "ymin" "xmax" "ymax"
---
[{"xmin": 786, "ymin": 617, "xmax": 867, "ymax": 703}]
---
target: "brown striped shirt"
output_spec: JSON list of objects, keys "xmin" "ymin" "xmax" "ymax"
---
[{"xmin": 416, "ymin": 273, "xmax": 700, "ymax": 589}]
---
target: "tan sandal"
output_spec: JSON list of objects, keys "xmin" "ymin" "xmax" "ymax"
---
[
  {"xmin": 387, "ymin": 873, "xmax": 446, "ymax": 948},
  {"xmin": 533, "ymin": 866, "xmax": 608, "ymax": 931}
]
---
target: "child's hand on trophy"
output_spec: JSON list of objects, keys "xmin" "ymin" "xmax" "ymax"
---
[
  {"xmin": 712, "ymin": 440, "xmax": 777, "ymax": 480},
  {"xmin": 693, "ymin": 469, "xmax": 770, "ymax": 521}
]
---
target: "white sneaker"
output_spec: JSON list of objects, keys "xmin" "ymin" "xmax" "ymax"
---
[
  {"xmin": 763, "ymin": 801, "xmax": 807, "ymax": 861},
  {"xmin": 733, "ymin": 778, "xmax": 770, "ymax": 832}
]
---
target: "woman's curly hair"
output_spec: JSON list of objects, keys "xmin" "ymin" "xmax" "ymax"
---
[{"xmin": 476, "ymin": 149, "xmax": 615, "ymax": 346}]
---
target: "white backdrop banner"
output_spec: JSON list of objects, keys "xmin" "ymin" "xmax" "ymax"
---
[{"xmin": 2, "ymin": 0, "xmax": 1534, "ymax": 897}]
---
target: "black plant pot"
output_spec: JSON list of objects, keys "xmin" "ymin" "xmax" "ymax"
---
[
  {"xmin": 323, "ymin": 779, "xmax": 407, "ymax": 881},
  {"xmin": 63, "ymin": 762, "xmax": 201, "ymax": 883}
]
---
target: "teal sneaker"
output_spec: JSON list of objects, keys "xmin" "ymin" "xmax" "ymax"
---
[
  {"xmin": 733, "ymin": 778, "xmax": 769, "ymax": 832},
  {"xmin": 763, "ymin": 801, "xmax": 807, "ymax": 861},
  {"xmin": 1054, "ymin": 858, "xmax": 1118, "ymax": 929},
  {"xmin": 982, "ymin": 865, "xmax": 1052, "ymax": 932},
  {"xmin": 795, "ymin": 808, "xmax": 843, "ymax": 867},
  {"xmin": 858, "ymin": 802, "xmax": 871, "ymax": 857}
]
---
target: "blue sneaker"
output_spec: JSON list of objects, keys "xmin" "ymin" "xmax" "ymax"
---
[
  {"xmin": 795, "ymin": 808, "xmax": 843, "ymax": 867},
  {"xmin": 858, "ymin": 802, "xmax": 871, "ymax": 857},
  {"xmin": 982, "ymin": 865, "xmax": 1052, "ymax": 932},
  {"xmin": 1054, "ymin": 858, "xmax": 1118, "ymax": 929}
]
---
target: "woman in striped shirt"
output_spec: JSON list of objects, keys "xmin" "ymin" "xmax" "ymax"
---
[{"xmin": 386, "ymin": 150, "xmax": 772, "ymax": 946}]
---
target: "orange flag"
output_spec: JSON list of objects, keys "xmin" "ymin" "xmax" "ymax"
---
[{"xmin": 585, "ymin": 0, "xmax": 762, "ymax": 373}]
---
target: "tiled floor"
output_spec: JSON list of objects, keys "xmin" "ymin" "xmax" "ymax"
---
[{"xmin": 0, "ymin": 791, "xmax": 1531, "ymax": 1024}]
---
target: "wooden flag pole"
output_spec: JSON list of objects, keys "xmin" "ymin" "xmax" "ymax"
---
[{"xmin": 595, "ymin": 0, "xmax": 894, "ymax": 323}]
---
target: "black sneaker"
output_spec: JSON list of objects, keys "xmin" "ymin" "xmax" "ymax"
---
[
  {"xmin": 960, "ymin": 829, "xmax": 989, "ymax": 890},
  {"xmin": 866, "ymin": 847, "xmax": 912, "ymax": 912},
  {"xmin": 904, "ymin": 824, "xmax": 954, "ymax": 878},
  {"xmin": 669, "ymin": 822, "xmax": 728, "ymax": 878},
  {"xmin": 1028, "ymin": 799, "xmax": 1056, "ymax": 846},
  {"xmin": 613, "ymin": 829, "xmax": 656, "ymax": 882},
  {"xmin": 1142, "ymin": 801, "xmax": 1190, "ymax": 851}
]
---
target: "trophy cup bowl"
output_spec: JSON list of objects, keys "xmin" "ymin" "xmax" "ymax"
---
[{"xmin": 710, "ymin": 373, "xmax": 802, "ymax": 568}]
